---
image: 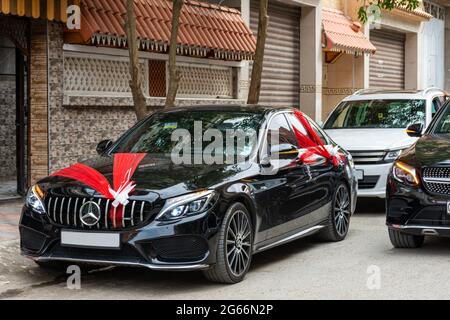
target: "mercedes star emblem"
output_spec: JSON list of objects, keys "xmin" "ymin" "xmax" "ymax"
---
[{"xmin": 79, "ymin": 201, "xmax": 102, "ymax": 227}]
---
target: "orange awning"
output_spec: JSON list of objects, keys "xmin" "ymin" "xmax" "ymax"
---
[
  {"xmin": 65, "ymin": 0, "xmax": 256, "ymax": 61},
  {"xmin": 0, "ymin": 0, "xmax": 78, "ymax": 22},
  {"xmin": 322, "ymin": 8, "xmax": 376, "ymax": 55}
]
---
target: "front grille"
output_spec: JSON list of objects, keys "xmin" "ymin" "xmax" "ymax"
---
[
  {"xmin": 423, "ymin": 167, "xmax": 450, "ymax": 196},
  {"xmin": 358, "ymin": 175, "xmax": 380, "ymax": 189},
  {"xmin": 349, "ymin": 150, "xmax": 387, "ymax": 165},
  {"xmin": 44, "ymin": 196, "xmax": 154, "ymax": 230}
]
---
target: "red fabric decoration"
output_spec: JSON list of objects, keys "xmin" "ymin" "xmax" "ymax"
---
[
  {"xmin": 292, "ymin": 110, "xmax": 340, "ymax": 167},
  {"xmin": 52, "ymin": 153, "xmax": 147, "ymax": 228}
]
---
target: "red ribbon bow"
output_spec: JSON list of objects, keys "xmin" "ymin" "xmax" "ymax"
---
[
  {"xmin": 52, "ymin": 153, "xmax": 146, "ymax": 228},
  {"xmin": 292, "ymin": 110, "xmax": 341, "ymax": 167}
]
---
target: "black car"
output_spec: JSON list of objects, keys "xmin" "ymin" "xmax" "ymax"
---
[
  {"xmin": 20, "ymin": 105, "xmax": 357, "ymax": 284},
  {"xmin": 387, "ymin": 100, "xmax": 450, "ymax": 248}
]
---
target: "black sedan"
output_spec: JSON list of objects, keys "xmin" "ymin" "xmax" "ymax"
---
[
  {"xmin": 387, "ymin": 100, "xmax": 450, "ymax": 248},
  {"xmin": 20, "ymin": 105, "xmax": 357, "ymax": 283}
]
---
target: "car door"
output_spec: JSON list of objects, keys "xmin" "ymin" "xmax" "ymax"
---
[
  {"xmin": 284, "ymin": 113, "xmax": 335, "ymax": 222},
  {"xmin": 259, "ymin": 113, "xmax": 319, "ymax": 240}
]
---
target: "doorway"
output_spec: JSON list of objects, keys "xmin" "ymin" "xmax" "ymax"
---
[{"xmin": 0, "ymin": 35, "xmax": 29, "ymax": 199}]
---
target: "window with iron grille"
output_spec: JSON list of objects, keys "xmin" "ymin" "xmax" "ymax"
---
[{"xmin": 149, "ymin": 60, "xmax": 166, "ymax": 97}]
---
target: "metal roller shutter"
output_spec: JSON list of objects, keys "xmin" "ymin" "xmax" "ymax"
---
[
  {"xmin": 369, "ymin": 29, "xmax": 406, "ymax": 90},
  {"xmin": 250, "ymin": 0, "xmax": 300, "ymax": 107}
]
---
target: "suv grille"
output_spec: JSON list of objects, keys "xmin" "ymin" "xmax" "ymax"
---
[
  {"xmin": 45, "ymin": 196, "xmax": 154, "ymax": 230},
  {"xmin": 349, "ymin": 150, "xmax": 387, "ymax": 165},
  {"xmin": 358, "ymin": 176, "xmax": 380, "ymax": 189},
  {"xmin": 422, "ymin": 167, "xmax": 450, "ymax": 196}
]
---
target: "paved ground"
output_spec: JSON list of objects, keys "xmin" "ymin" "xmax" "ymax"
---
[{"xmin": 2, "ymin": 199, "xmax": 450, "ymax": 300}]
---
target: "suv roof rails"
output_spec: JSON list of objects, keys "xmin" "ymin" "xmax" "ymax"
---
[
  {"xmin": 422, "ymin": 87, "xmax": 445, "ymax": 95},
  {"xmin": 352, "ymin": 89, "xmax": 420, "ymax": 96}
]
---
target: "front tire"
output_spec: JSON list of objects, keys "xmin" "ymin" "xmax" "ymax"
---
[
  {"xmin": 318, "ymin": 182, "xmax": 351, "ymax": 242},
  {"xmin": 203, "ymin": 203, "xmax": 253, "ymax": 284},
  {"xmin": 388, "ymin": 229, "xmax": 424, "ymax": 248}
]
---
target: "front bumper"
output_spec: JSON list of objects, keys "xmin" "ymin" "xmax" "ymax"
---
[
  {"xmin": 386, "ymin": 174, "xmax": 450, "ymax": 236},
  {"xmin": 19, "ymin": 207, "xmax": 222, "ymax": 271},
  {"xmin": 356, "ymin": 163, "xmax": 393, "ymax": 198}
]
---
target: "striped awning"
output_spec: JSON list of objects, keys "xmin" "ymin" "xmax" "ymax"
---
[{"xmin": 0, "ymin": 0, "xmax": 78, "ymax": 22}]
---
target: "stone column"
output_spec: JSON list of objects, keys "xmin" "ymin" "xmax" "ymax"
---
[
  {"xmin": 300, "ymin": 4, "xmax": 322, "ymax": 121},
  {"xmin": 29, "ymin": 20, "xmax": 49, "ymax": 184}
]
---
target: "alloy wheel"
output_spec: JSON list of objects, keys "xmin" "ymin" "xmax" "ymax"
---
[
  {"xmin": 334, "ymin": 185, "xmax": 351, "ymax": 237},
  {"xmin": 226, "ymin": 210, "xmax": 252, "ymax": 277}
]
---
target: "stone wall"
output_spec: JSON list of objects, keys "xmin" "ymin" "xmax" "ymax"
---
[
  {"xmin": 29, "ymin": 20, "xmax": 49, "ymax": 184},
  {"xmin": 0, "ymin": 77, "xmax": 16, "ymax": 179}
]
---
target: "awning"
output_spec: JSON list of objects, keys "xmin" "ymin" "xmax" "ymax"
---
[
  {"xmin": 0, "ymin": 0, "xmax": 78, "ymax": 21},
  {"xmin": 65, "ymin": 0, "xmax": 256, "ymax": 61},
  {"xmin": 322, "ymin": 8, "xmax": 377, "ymax": 55}
]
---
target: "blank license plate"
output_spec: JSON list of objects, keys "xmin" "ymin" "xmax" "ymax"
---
[
  {"xmin": 61, "ymin": 231, "xmax": 120, "ymax": 249},
  {"xmin": 356, "ymin": 170, "xmax": 364, "ymax": 181}
]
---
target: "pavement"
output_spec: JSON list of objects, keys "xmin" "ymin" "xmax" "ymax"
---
[{"xmin": 2, "ymin": 199, "xmax": 450, "ymax": 300}]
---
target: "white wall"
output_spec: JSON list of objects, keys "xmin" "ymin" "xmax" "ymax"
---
[{"xmin": 421, "ymin": 17, "xmax": 445, "ymax": 89}]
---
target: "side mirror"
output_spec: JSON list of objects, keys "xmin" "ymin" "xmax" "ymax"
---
[
  {"xmin": 270, "ymin": 144, "xmax": 299, "ymax": 160},
  {"xmin": 96, "ymin": 139, "xmax": 113, "ymax": 155},
  {"xmin": 406, "ymin": 123, "xmax": 423, "ymax": 138}
]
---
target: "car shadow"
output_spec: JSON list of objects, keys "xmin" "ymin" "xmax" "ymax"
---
[{"xmin": 355, "ymin": 197, "xmax": 386, "ymax": 215}]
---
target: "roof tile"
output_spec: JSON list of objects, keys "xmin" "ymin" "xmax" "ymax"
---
[
  {"xmin": 69, "ymin": 0, "xmax": 256, "ymax": 60},
  {"xmin": 322, "ymin": 8, "xmax": 376, "ymax": 55}
]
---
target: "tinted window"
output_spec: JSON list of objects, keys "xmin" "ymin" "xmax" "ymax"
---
[
  {"xmin": 433, "ymin": 106, "xmax": 450, "ymax": 134},
  {"xmin": 324, "ymin": 99, "xmax": 426, "ymax": 129},
  {"xmin": 112, "ymin": 111, "xmax": 264, "ymax": 157},
  {"xmin": 266, "ymin": 114, "xmax": 298, "ymax": 149}
]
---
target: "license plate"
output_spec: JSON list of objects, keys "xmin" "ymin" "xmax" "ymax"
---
[
  {"xmin": 61, "ymin": 231, "xmax": 120, "ymax": 249},
  {"xmin": 356, "ymin": 170, "xmax": 364, "ymax": 181}
]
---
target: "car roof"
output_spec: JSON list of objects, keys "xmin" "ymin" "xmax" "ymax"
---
[
  {"xmin": 343, "ymin": 87, "xmax": 447, "ymax": 102},
  {"xmin": 155, "ymin": 104, "xmax": 293, "ymax": 115}
]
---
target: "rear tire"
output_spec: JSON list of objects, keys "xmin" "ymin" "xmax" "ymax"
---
[
  {"xmin": 317, "ymin": 182, "xmax": 351, "ymax": 242},
  {"xmin": 203, "ymin": 203, "xmax": 253, "ymax": 284},
  {"xmin": 388, "ymin": 229, "xmax": 424, "ymax": 248}
]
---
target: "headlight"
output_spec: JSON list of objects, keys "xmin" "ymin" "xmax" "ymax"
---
[
  {"xmin": 384, "ymin": 149, "xmax": 403, "ymax": 162},
  {"xmin": 392, "ymin": 161, "xmax": 419, "ymax": 186},
  {"xmin": 25, "ymin": 185, "xmax": 46, "ymax": 215},
  {"xmin": 156, "ymin": 190, "xmax": 218, "ymax": 221}
]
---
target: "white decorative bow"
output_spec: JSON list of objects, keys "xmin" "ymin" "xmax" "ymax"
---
[{"xmin": 109, "ymin": 181, "xmax": 136, "ymax": 208}]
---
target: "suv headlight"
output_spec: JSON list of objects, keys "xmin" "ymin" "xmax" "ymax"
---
[
  {"xmin": 25, "ymin": 185, "xmax": 46, "ymax": 215},
  {"xmin": 385, "ymin": 149, "xmax": 403, "ymax": 162},
  {"xmin": 392, "ymin": 161, "xmax": 419, "ymax": 186},
  {"xmin": 156, "ymin": 190, "xmax": 218, "ymax": 221}
]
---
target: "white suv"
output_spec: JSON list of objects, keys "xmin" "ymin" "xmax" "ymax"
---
[{"xmin": 323, "ymin": 88, "xmax": 448, "ymax": 198}]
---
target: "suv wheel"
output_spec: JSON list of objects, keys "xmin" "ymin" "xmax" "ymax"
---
[
  {"xmin": 203, "ymin": 203, "xmax": 253, "ymax": 284},
  {"xmin": 318, "ymin": 183, "xmax": 351, "ymax": 242},
  {"xmin": 388, "ymin": 229, "xmax": 424, "ymax": 248}
]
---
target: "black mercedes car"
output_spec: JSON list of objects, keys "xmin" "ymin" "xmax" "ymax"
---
[
  {"xmin": 387, "ymin": 100, "xmax": 450, "ymax": 248},
  {"xmin": 20, "ymin": 105, "xmax": 357, "ymax": 283}
]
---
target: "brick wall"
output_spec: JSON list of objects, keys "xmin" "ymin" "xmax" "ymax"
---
[
  {"xmin": 29, "ymin": 20, "xmax": 49, "ymax": 184},
  {"xmin": 0, "ymin": 77, "xmax": 16, "ymax": 179}
]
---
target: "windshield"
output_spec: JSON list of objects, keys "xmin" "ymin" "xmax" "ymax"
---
[
  {"xmin": 324, "ymin": 99, "xmax": 426, "ymax": 129},
  {"xmin": 433, "ymin": 105, "xmax": 450, "ymax": 135},
  {"xmin": 111, "ymin": 110, "xmax": 264, "ymax": 159}
]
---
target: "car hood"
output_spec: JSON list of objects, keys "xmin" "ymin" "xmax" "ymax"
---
[
  {"xmin": 325, "ymin": 128, "xmax": 418, "ymax": 151},
  {"xmin": 41, "ymin": 155, "xmax": 253, "ymax": 200},
  {"xmin": 400, "ymin": 134, "xmax": 450, "ymax": 168}
]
